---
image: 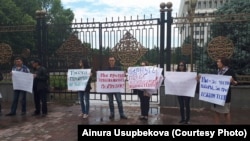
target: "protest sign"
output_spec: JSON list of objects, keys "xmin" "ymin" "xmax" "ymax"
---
[
  {"xmin": 67, "ymin": 69, "xmax": 91, "ymax": 91},
  {"xmin": 12, "ymin": 71, "xmax": 33, "ymax": 93},
  {"xmin": 96, "ymin": 71, "xmax": 125, "ymax": 93},
  {"xmin": 164, "ymin": 72, "xmax": 197, "ymax": 97},
  {"xmin": 199, "ymin": 74, "xmax": 231, "ymax": 106}
]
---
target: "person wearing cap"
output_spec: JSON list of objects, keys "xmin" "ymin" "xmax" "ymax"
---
[{"xmin": 31, "ymin": 59, "xmax": 49, "ymax": 117}]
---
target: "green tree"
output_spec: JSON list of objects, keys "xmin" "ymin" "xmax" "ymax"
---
[
  {"xmin": 205, "ymin": 0, "xmax": 250, "ymax": 74},
  {"xmin": 0, "ymin": 0, "xmax": 35, "ymax": 24},
  {"xmin": 12, "ymin": 0, "xmax": 40, "ymax": 19},
  {"xmin": 0, "ymin": 0, "xmax": 36, "ymax": 59},
  {"xmin": 39, "ymin": 0, "xmax": 74, "ymax": 55}
]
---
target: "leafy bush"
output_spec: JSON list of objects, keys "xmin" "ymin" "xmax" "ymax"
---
[{"xmin": 50, "ymin": 75, "xmax": 67, "ymax": 90}]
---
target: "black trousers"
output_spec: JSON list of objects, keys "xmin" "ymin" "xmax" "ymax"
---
[
  {"xmin": 34, "ymin": 89, "xmax": 48, "ymax": 114},
  {"xmin": 138, "ymin": 92, "xmax": 150, "ymax": 116},
  {"xmin": 177, "ymin": 96, "xmax": 191, "ymax": 122}
]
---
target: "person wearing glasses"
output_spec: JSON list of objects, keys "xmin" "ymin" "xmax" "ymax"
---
[{"xmin": 176, "ymin": 61, "xmax": 191, "ymax": 124}]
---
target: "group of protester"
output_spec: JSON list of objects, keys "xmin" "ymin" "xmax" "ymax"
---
[
  {"xmin": 2, "ymin": 55, "xmax": 238, "ymax": 125},
  {"xmin": 75, "ymin": 55, "xmax": 238, "ymax": 125},
  {"xmin": 4, "ymin": 57, "xmax": 49, "ymax": 117}
]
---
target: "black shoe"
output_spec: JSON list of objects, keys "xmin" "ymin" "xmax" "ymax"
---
[
  {"xmin": 143, "ymin": 116, "xmax": 148, "ymax": 120},
  {"xmin": 32, "ymin": 113, "xmax": 40, "ymax": 116},
  {"xmin": 139, "ymin": 116, "xmax": 148, "ymax": 120},
  {"xmin": 178, "ymin": 120, "xmax": 185, "ymax": 124},
  {"xmin": 6, "ymin": 113, "xmax": 16, "ymax": 116},
  {"xmin": 109, "ymin": 115, "xmax": 114, "ymax": 120},
  {"xmin": 184, "ymin": 121, "xmax": 189, "ymax": 125},
  {"xmin": 21, "ymin": 112, "xmax": 26, "ymax": 116},
  {"xmin": 139, "ymin": 115, "xmax": 144, "ymax": 120},
  {"xmin": 120, "ymin": 115, "xmax": 128, "ymax": 119},
  {"xmin": 41, "ymin": 113, "xmax": 47, "ymax": 117}
]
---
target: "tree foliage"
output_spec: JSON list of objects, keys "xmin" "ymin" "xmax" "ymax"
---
[
  {"xmin": 42, "ymin": 0, "xmax": 75, "ymax": 54},
  {"xmin": 203, "ymin": 0, "xmax": 250, "ymax": 74}
]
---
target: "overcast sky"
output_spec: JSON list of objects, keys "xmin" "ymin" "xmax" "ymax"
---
[{"xmin": 61, "ymin": 0, "xmax": 181, "ymax": 22}]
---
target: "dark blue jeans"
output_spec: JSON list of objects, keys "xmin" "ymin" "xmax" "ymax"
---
[
  {"xmin": 10, "ymin": 90, "xmax": 27, "ymax": 114},
  {"xmin": 107, "ymin": 93, "xmax": 125, "ymax": 117},
  {"xmin": 78, "ymin": 91, "xmax": 90, "ymax": 114},
  {"xmin": 177, "ymin": 96, "xmax": 191, "ymax": 122}
]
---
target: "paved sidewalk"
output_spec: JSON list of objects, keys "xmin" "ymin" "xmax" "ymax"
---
[{"xmin": 0, "ymin": 101, "xmax": 250, "ymax": 141}]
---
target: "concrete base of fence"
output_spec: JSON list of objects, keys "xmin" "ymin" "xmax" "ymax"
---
[
  {"xmin": 0, "ymin": 83, "xmax": 34, "ymax": 103},
  {"xmin": 1, "ymin": 83, "xmax": 250, "ymax": 109}
]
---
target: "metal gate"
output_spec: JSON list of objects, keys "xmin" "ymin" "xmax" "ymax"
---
[
  {"xmin": 1, "ymin": 2, "xmax": 250, "ymax": 104},
  {"xmin": 45, "ymin": 16, "xmax": 162, "ymax": 103}
]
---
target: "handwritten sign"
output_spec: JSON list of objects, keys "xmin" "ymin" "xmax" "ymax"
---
[
  {"xmin": 67, "ymin": 69, "xmax": 91, "ymax": 91},
  {"xmin": 145, "ymin": 74, "xmax": 164, "ymax": 95},
  {"xmin": 164, "ymin": 72, "xmax": 197, "ymax": 97},
  {"xmin": 96, "ymin": 71, "xmax": 125, "ymax": 93},
  {"xmin": 12, "ymin": 71, "xmax": 33, "ymax": 93},
  {"xmin": 199, "ymin": 74, "xmax": 231, "ymax": 106},
  {"xmin": 127, "ymin": 66, "xmax": 161, "ymax": 89}
]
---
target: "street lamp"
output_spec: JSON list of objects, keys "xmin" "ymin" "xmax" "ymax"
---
[{"xmin": 187, "ymin": 0, "xmax": 197, "ymax": 72}]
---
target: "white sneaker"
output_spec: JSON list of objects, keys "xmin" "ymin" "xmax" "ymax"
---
[
  {"xmin": 78, "ymin": 113, "xmax": 83, "ymax": 117},
  {"xmin": 83, "ymin": 114, "xmax": 88, "ymax": 119}
]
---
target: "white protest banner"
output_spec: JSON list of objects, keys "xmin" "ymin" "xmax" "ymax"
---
[
  {"xmin": 164, "ymin": 71, "xmax": 197, "ymax": 97},
  {"xmin": 12, "ymin": 71, "xmax": 33, "ymax": 93},
  {"xmin": 96, "ymin": 71, "xmax": 125, "ymax": 93},
  {"xmin": 199, "ymin": 74, "xmax": 231, "ymax": 106},
  {"xmin": 145, "ymin": 75, "xmax": 164, "ymax": 95},
  {"xmin": 127, "ymin": 66, "xmax": 159, "ymax": 89},
  {"xmin": 67, "ymin": 69, "xmax": 91, "ymax": 91},
  {"xmin": 145, "ymin": 68, "xmax": 164, "ymax": 95}
]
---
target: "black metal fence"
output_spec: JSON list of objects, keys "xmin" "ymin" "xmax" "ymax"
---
[
  {"xmin": 1, "ymin": 3, "xmax": 250, "ymax": 104},
  {"xmin": 46, "ymin": 17, "xmax": 162, "ymax": 103}
]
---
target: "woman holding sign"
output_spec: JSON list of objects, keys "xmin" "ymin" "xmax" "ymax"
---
[
  {"xmin": 176, "ymin": 61, "xmax": 191, "ymax": 124},
  {"xmin": 212, "ymin": 57, "xmax": 237, "ymax": 124},
  {"xmin": 78, "ymin": 59, "xmax": 92, "ymax": 119},
  {"xmin": 133, "ymin": 61, "xmax": 151, "ymax": 121}
]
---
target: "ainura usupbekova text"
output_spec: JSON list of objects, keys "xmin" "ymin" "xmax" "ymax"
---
[
  {"xmin": 82, "ymin": 129, "xmax": 169, "ymax": 138},
  {"xmin": 81, "ymin": 128, "xmax": 247, "ymax": 138}
]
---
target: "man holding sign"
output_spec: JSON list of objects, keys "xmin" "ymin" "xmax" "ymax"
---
[
  {"xmin": 102, "ymin": 56, "xmax": 127, "ymax": 120},
  {"xmin": 6, "ymin": 57, "xmax": 31, "ymax": 116}
]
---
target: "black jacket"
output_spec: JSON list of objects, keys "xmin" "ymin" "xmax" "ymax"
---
[
  {"xmin": 33, "ymin": 66, "xmax": 49, "ymax": 92},
  {"xmin": 222, "ymin": 68, "xmax": 237, "ymax": 103}
]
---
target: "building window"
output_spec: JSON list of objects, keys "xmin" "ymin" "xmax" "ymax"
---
[
  {"xmin": 204, "ymin": 1, "xmax": 206, "ymax": 8},
  {"xmin": 198, "ymin": 2, "xmax": 201, "ymax": 9},
  {"xmin": 209, "ymin": 1, "xmax": 212, "ymax": 8},
  {"xmin": 195, "ymin": 39, "xmax": 199, "ymax": 43},
  {"xmin": 220, "ymin": 0, "xmax": 223, "ymax": 6},
  {"xmin": 200, "ymin": 39, "xmax": 204, "ymax": 44},
  {"xmin": 195, "ymin": 23, "xmax": 200, "ymax": 27}
]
